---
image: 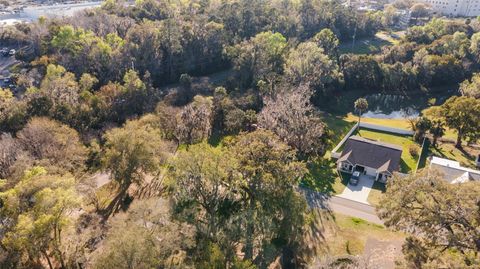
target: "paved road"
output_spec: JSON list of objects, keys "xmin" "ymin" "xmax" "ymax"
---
[
  {"xmin": 329, "ymin": 196, "xmax": 383, "ymax": 225},
  {"xmin": 302, "ymin": 188, "xmax": 383, "ymax": 225}
]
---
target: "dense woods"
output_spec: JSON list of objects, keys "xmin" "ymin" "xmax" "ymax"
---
[{"xmin": 1, "ymin": 0, "xmax": 480, "ymax": 268}]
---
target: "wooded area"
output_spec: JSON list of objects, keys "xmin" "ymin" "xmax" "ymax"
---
[{"xmin": 0, "ymin": 0, "xmax": 480, "ymax": 268}]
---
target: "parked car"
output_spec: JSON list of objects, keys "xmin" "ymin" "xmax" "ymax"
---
[
  {"xmin": 0, "ymin": 48, "xmax": 8, "ymax": 57},
  {"xmin": 8, "ymin": 49, "xmax": 16, "ymax": 56},
  {"xmin": 349, "ymin": 171, "xmax": 361, "ymax": 186}
]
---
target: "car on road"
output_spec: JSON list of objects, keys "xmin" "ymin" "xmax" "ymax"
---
[
  {"xmin": 349, "ymin": 171, "xmax": 361, "ymax": 186},
  {"xmin": 8, "ymin": 49, "xmax": 16, "ymax": 56}
]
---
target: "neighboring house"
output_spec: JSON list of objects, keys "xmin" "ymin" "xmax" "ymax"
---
[
  {"xmin": 429, "ymin": 156, "xmax": 480, "ymax": 183},
  {"xmin": 337, "ymin": 136, "xmax": 403, "ymax": 183}
]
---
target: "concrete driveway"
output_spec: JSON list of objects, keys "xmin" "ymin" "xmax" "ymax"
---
[{"xmin": 336, "ymin": 175, "xmax": 375, "ymax": 204}]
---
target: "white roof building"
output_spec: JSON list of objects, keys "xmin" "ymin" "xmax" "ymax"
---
[
  {"xmin": 420, "ymin": 0, "xmax": 480, "ymax": 17},
  {"xmin": 429, "ymin": 156, "xmax": 480, "ymax": 183}
]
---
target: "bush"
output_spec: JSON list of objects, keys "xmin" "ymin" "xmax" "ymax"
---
[{"xmin": 409, "ymin": 144, "xmax": 420, "ymax": 157}]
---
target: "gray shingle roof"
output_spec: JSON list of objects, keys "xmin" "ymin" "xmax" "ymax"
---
[{"xmin": 337, "ymin": 136, "xmax": 403, "ymax": 173}]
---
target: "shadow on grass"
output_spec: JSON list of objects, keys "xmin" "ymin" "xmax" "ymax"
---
[
  {"xmin": 301, "ymin": 158, "xmax": 350, "ymax": 195},
  {"xmin": 416, "ymin": 139, "xmax": 431, "ymax": 171},
  {"xmin": 371, "ymin": 181, "xmax": 386, "ymax": 193},
  {"xmin": 400, "ymin": 158, "xmax": 411, "ymax": 173}
]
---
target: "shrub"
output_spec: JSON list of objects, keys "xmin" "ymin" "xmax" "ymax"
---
[{"xmin": 409, "ymin": 144, "xmax": 420, "ymax": 158}]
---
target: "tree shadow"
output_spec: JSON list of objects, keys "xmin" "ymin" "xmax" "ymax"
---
[
  {"xmin": 371, "ymin": 181, "xmax": 386, "ymax": 193},
  {"xmin": 457, "ymin": 146, "xmax": 475, "ymax": 161},
  {"xmin": 301, "ymin": 158, "xmax": 338, "ymax": 194},
  {"xmin": 399, "ymin": 159, "xmax": 409, "ymax": 173}
]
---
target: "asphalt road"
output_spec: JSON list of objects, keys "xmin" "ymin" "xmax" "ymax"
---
[{"xmin": 301, "ymin": 188, "xmax": 383, "ymax": 225}]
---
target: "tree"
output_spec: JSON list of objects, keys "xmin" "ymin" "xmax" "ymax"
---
[
  {"xmin": 459, "ymin": 73, "xmax": 480, "ymax": 98},
  {"xmin": 312, "ymin": 29, "xmax": 340, "ymax": 60},
  {"xmin": 410, "ymin": 3, "xmax": 430, "ymax": 19},
  {"xmin": 231, "ymin": 130, "xmax": 307, "ymax": 266},
  {"xmin": 39, "ymin": 64, "xmax": 80, "ymax": 110},
  {"xmin": 226, "ymin": 31, "xmax": 287, "ymax": 90},
  {"xmin": 121, "ymin": 69, "xmax": 149, "ymax": 117},
  {"xmin": 341, "ymin": 54, "xmax": 382, "ymax": 91},
  {"xmin": 0, "ymin": 87, "xmax": 27, "ymax": 133},
  {"xmin": 258, "ymin": 85, "xmax": 327, "ymax": 158},
  {"xmin": 17, "ymin": 117, "xmax": 87, "ymax": 174},
  {"xmin": 378, "ymin": 170, "xmax": 480, "ymax": 267},
  {"xmin": 93, "ymin": 198, "xmax": 195, "ymax": 269},
  {"xmin": 155, "ymin": 102, "xmax": 181, "ymax": 140},
  {"xmin": 469, "ymin": 32, "xmax": 480, "ymax": 63},
  {"xmin": 100, "ymin": 119, "xmax": 170, "ymax": 217},
  {"xmin": 170, "ymin": 143, "xmax": 238, "ymax": 261},
  {"xmin": 224, "ymin": 108, "xmax": 248, "ymax": 134},
  {"xmin": 175, "ymin": 96, "xmax": 213, "ymax": 145},
  {"xmin": 413, "ymin": 116, "xmax": 431, "ymax": 142},
  {"xmin": 284, "ymin": 42, "xmax": 339, "ymax": 94},
  {"xmin": 79, "ymin": 73, "xmax": 98, "ymax": 92},
  {"xmin": 423, "ymin": 106, "xmax": 446, "ymax": 146},
  {"xmin": 354, "ymin": 98, "xmax": 368, "ymax": 129},
  {"xmin": 0, "ymin": 167, "xmax": 80, "ymax": 269},
  {"xmin": 382, "ymin": 4, "xmax": 400, "ymax": 27},
  {"xmin": 440, "ymin": 96, "xmax": 480, "ymax": 148},
  {"xmin": 0, "ymin": 133, "xmax": 22, "ymax": 180}
]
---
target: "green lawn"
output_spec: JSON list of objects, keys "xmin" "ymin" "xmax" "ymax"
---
[
  {"xmin": 344, "ymin": 113, "xmax": 411, "ymax": 130},
  {"xmin": 344, "ymin": 113, "xmax": 459, "ymax": 141},
  {"xmin": 339, "ymin": 31, "xmax": 402, "ymax": 55},
  {"xmin": 322, "ymin": 213, "xmax": 404, "ymax": 257},
  {"xmin": 321, "ymin": 113, "xmax": 355, "ymax": 149},
  {"xmin": 429, "ymin": 142, "xmax": 479, "ymax": 169},
  {"xmin": 357, "ymin": 128, "xmax": 419, "ymax": 173},
  {"xmin": 302, "ymin": 158, "xmax": 350, "ymax": 195}
]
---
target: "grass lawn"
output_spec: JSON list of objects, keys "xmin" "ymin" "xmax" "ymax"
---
[
  {"xmin": 339, "ymin": 31, "xmax": 401, "ymax": 55},
  {"xmin": 344, "ymin": 113, "xmax": 411, "ymax": 130},
  {"xmin": 367, "ymin": 181, "xmax": 387, "ymax": 207},
  {"xmin": 357, "ymin": 128, "xmax": 419, "ymax": 173},
  {"xmin": 429, "ymin": 142, "xmax": 480, "ymax": 168},
  {"xmin": 322, "ymin": 213, "xmax": 404, "ymax": 257},
  {"xmin": 321, "ymin": 113, "xmax": 355, "ymax": 149},
  {"xmin": 302, "ymin": 158, "xmax": 350, "ymax": 195},
  {"xmin": 344, "ymin": 113, "xmax": 458, "ymax": 141}
]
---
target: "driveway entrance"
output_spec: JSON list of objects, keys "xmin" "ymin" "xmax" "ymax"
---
[{"xmin": 336, "ymin": 175, "xmax": 375, "ymax": 204}]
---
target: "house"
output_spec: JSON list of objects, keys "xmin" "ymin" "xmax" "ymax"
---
[
  {"xmin": 337, "ymin": 136, "xmax": 403, "ymax": 183},
  {"xmin": 429, "ymin": 156, "xmax": 480, "ymax": 184}
]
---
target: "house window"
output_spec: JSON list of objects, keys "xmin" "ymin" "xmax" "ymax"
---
[{"xmin": 342, "ymin": 163, "xmax": 352, "ymax": 171}]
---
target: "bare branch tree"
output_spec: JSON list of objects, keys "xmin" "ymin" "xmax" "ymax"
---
[{"xmin": 259, "ymin": 85, "xmax": 327, "ymax": 158}]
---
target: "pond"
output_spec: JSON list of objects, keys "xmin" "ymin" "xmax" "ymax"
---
[{"xmin": 361, "ymin": 91, "xmax": 457, "ymax": 119}]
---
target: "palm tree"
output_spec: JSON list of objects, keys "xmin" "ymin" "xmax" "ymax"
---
[{"xmin": 354, "ymin": 98, "xmax": 368, "ymax": 129}]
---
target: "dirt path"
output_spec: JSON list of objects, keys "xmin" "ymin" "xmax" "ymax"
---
[{"xmin": 363, "ymin": 237, "xmax": 404, "ymax": 269}]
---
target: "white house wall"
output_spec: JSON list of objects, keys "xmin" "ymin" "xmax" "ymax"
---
[
  {"xmin": 420, "ymin": 0, "xmax": 480, "ymax": 17},
  {"xmin": 364, "ymin": 166, "xmax": 378, "ymax": 177}
]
